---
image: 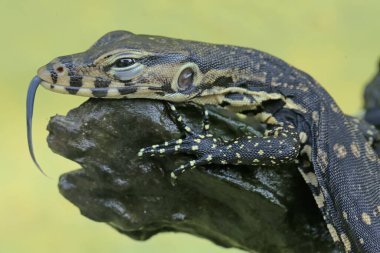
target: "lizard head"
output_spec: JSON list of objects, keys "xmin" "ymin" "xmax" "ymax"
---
[{"xmin": 36, "ymin": 30, "xmax": 263, "ymax": 104}]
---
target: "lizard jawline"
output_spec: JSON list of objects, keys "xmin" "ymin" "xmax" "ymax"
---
[{"xmin": 39, "ymin": 81, "xmax": 160, "ymax": 98}]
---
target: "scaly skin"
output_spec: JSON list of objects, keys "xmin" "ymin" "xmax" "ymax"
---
[{"xmin": 32, "ymin": 30, "xmax": 380, "ymax": 252}]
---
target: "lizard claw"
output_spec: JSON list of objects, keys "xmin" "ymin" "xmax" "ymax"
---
[
  {"xmin": 138, "ymin": 138, "xmax": 188, "ymax": 157},
  {"xmin": 138, "ymin": 103, "xmax": 217, "ymax": 178}
]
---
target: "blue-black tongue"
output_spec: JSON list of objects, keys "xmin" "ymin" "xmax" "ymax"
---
[{"xmin": 27, "ymin": 76, "xmax": 48, "ymax": 176}]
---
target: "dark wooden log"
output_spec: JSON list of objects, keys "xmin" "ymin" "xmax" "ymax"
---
[{"xmin": 47, "ymin": 99, "xmax": 337, "ymax": 253}]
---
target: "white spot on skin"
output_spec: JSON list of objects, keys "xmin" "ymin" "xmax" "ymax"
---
[
  {"xmin": 177, "ymin": 116, "xmax": 182, "ymax": 122},
  {"xmin": 190, "ymin": 160, "xmax": 195, "ymax": 166},
  {"xmin": 326, "ymin": 224, "xmax": 339, "ymax": 242},
  {"xmin": 362, "ymin": 212, "xmax": 371, "ymax": 225},
  {"xmin": 159, "ymin": 149, "xmax": 165, "ymax": 154},
  {"xmin": 211, "ymin": 144, "xmax": 217, "ymax": 149},
  {"xmin": 343, "ymin": 211, "xmax": 348, "ymax": 220},
  {"xmin": 235, "ymin": 153, "xmax": 241, "ymax": 158},
  {"xmin": 365, "ymin": 142, "xmax": 377, "ymax": 162},
  {"xmin": 175, "ymin": 145, "xmax": 180, "ymax": 151},
  {"xmin": 359, "ymin": 238, "xmax": 364, "ymax": 245},
  {"xmin": 299, "ymin": 170, "xmax": 318, "ymax": 188},
  {"xmin": 206, "ymin": 155, "xmax": 213, "ymax": 161},
  {"xmin": 314, "ymin": 192, "xmax": 325, "ymax": 208},
  {"xmin": 333, "ymin": 143, "xmax": 347, "ymax": 159},
  {"xmin": 253, "ymin": 159, "xmax": 259, "ymax": 163},
  {"xmin": 194, "ymin": 139, "xmax": 201, "ymax": 143},
  {"xmin": 204, "ymin": 125, "xmax": 210, "ymax": 130},
  {"xmin": 176, "ymin": 139, "xmax": 183, "ymax": 144},
  {"xmin": 301, "ymin": 145, "xmax": 312, "ymax": 159},
  {"xmin": 138, "ymin": 150, "xmax": 143, "ymax": 157},
  {"xmin": 331, "ymin": 103, "xmax": 340, "ymax": 113},
  {"xmin": 312, "ymin": 111, "xmax": 319, "ymax": 123},
  {"xmin": 258, "ymin": 150, "xmax": 264, "ymax": 155},
  {"xmin": 307, "ymin": 173, "xmax": 318, "ymax": 187},
  {"xmin": 317, "ymin": 149, "xmax": 328, "ymax": 173},
  {"xmin": 164, "ymin": 142, "xmax": 169, "ymax": 146},
  {"xmin": 191, "ymin": 145, "xmax": 199, "ymax": 151},
  {"xmin": 350, "ymin": 142, "xmax": 360, "ymax": 158},
  {"xmin": 152, "ymin": 145, "xmax": 159, "ymax": 149},
  {"xmin": 340, "ymin": 233, "xmax": 351, "ymax": 252},
  {"xmin": 299, "ymin": 132, "xmax": 307, "ymax": 144},
  {"xmin": 221, "ymin": 160, "xmax": 227, "ymax": 164},
  {"xmin": 171, "ymin": 172, "xmax": 177, "ymax": 179},
  {"xmin": 185, "ymin": 126, "xmax": 192, "ymax": 132},
  {"xmin": 367, "ymin": 129, "xmax": 374, "ymax": 136}
]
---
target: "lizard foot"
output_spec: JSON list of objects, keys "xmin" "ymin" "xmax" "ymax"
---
[
  {"xmin": 138, "ymin": 103, "xmax": 299, "ymax": 180},
  {"xmin": 138, "ymin": 103, "xmax": 221, "ymax": 179}
]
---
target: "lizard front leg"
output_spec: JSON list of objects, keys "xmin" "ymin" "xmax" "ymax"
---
[{"xmin": 139, "ymin": 104, "xmax": 302, "ymax": 179}]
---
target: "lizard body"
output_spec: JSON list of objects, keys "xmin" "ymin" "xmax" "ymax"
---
[{"xmin": 29, "ymin": 31, "xmax": 380, "ymax": 252}]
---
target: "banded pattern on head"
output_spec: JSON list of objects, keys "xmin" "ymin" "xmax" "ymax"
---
[{"xmin": 37, "ymin": 31, "xmax": 310, "ymax": 117}]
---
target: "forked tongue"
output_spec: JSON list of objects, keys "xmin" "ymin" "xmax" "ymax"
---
[{"xmin": 27, "ymin": 76, "xmax": 48, "ymax": 176}]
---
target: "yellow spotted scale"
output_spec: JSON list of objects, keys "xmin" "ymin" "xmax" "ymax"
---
[{"xmin": 27, "ymin": 31, "xmax": 380, "ymax": 252}]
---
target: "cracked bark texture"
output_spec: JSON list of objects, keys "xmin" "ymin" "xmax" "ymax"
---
[{"xmin": 47, "ymin": 99, "xmax": 338, "ymax": 253}]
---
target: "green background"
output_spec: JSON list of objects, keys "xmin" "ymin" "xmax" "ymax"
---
[{"xmin": 1, "ymin": 1, "xmax": 379, "ymax": 252}]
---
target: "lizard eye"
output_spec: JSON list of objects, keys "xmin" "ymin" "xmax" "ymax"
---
[
  {"xmin": 109, "ymin": 57, "xmax": 144, "ymax": 81},
  {"xmin": 113, "ymin": 58, "xmax": 136, "ymax": 68},
  {"xmin": 178, "ymin": 67, "xmax": 194, "ymax": 90}
]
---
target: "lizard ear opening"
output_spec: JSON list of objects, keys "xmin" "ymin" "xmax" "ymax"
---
[
  {"xmin": 172, "ymin": 62, "xmax": 202, "ymax": 92},
  {"xmin": 178, "ymin": 67, "xmax": 194, "ymax": 90}
]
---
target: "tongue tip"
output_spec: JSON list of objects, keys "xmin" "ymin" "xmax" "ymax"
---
[{"xmin": 27, "ymin": 76, "xmax": 50, "ymax": 177}]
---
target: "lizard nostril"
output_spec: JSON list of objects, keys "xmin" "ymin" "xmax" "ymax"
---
[{"xmin": 56, "ymin": 66, "xmax": 64, "ymax": 73}]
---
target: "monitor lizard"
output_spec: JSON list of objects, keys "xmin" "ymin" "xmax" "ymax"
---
[{"xmin": 27, "ymin": 30, "xmax": 380, "ymax": 252}]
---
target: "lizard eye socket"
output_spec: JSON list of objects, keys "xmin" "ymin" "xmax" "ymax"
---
[
  {"xmin": 108, "ymin": 57, "xmax": 144, "ymax": 81},
  {"xmin": 113, "ymin": 58, "xmax": 136, "ymax": 68},
  {"xmin": 178, "ymin": 67, "xmax": 194, "ymax": 90}
]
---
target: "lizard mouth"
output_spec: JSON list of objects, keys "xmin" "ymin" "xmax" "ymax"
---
[
  {"xmin": 39, "ymin": 80, "xmax": 145, "ymax": 98},
  {"xmin": 37, "ymin": 66, "xmax": 161, "ymax": 98}
]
